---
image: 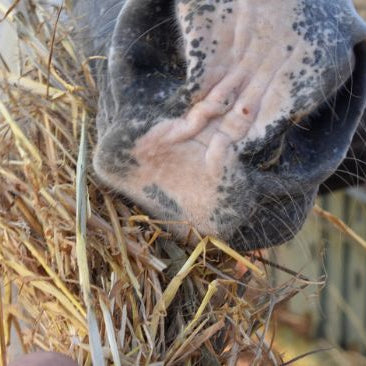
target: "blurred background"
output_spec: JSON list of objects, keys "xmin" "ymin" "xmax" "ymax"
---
[{"xmin": 271, "ymin": 3, "xmax": 366, "ymax": 364}]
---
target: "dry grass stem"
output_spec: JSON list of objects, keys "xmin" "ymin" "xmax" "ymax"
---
[{"xmin": 313, "ymin": 204, "xmax": 366, "ymax": 250}]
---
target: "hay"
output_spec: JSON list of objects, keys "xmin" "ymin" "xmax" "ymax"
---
[{"xmin": 0, "ymin": 2, "xmax": 338, "ymax": 365}]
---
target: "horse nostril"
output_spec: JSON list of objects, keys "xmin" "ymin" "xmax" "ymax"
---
[
  {"xmin": 109, "ymin": 0, "xmax": 186, "ymax": 109},
  {"xmin": 281, "ymin": 41, "xmax": 366, "ymax": 184},
  {"xmin": 240, "ymin": 39, "xmax": 366, "ymax": 180},
  {"xmin": 259, "ymin": 135, "xmax": 286, "ymax": 171},
  {"xmin": 239, "ymin": 132, "xmax": 286, "ymax": 172},
  {"xmin": 125, "ymin": 42, "xmax": 167, "ymax": 74},
  {"xmin": 122, "ymin": 27, "xmax": 186, "ymax": 80}
]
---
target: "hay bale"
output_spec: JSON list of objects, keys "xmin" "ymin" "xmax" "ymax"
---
[{"xmin": 0, "ymin": 2, "xmax": 324, "ymax": 365}]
